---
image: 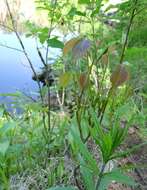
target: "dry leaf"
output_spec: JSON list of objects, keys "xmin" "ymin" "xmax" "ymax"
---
[
  {"xmin": 63, "ymin": 37, "xmax": 81, "ymax": 55},
  {"xmin": 102, "ymin": 53, "xmax": 109, "ymax": 65},
  {"xmin": 72, "ymin": 39, "xmax": 91, "ymax": 59},
  {"xmin": 78, "ymin": 73, "xmax": 88, "ymax": 89}
]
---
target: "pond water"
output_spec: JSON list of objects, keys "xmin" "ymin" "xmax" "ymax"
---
[
  {"xmin": 0, "ymin": 31, "xmax": 61, "ymax": 105},
  {"xmin": 0, "ymin": 32, "xmax": 38, "ymax": 93}
]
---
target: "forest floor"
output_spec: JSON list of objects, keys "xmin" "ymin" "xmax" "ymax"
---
[
  {"xmin": 108, "ymin": 126, "xmax": 147, "ymax": 190},
  {"xmin": 10, "ymin": 126, "xmax": 147, "ymax": 190}
]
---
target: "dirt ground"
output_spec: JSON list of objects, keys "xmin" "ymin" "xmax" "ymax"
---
[{"xmin": 108, "ymin": 127, "xmax": 147, "ymax": 190}]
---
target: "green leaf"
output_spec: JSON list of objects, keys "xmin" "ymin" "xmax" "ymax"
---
[
  {"xmin": 0, "ymin": 92, "xmax": 21, "ymax": 97},
  {"xmin": 89, "ymin": 110, "xmax": 113, "ymax": 162},
  {"xmin": 68, "ymin": 7, "xmax": 77, "ymax": 17},
  {"xmin": 0, "ymin": 122, "xmax": 16, "ymax": 134},
  {"xmin": 110, "ymin": 141, "xmax": 147, "ymax": 160},
  {"xmin": 47, "ymin": 187, "xmax": 76, "ymax": 190},
  {"xmin": 71, "ymin": 127, "xmax": 99, "ymax": 173},
  {"xmin": 25, "ymin": 33, "xmax": 33, "ymax": 38},
  {"xmin": 89, "ymin": 109, "xmax": 104, "ymax": 138},
  {"xmin": 80, "ymin": 160, "xmax": 95, "ymax": 190},
  {"xmin": 91, "ymin": 0, "xmax": 103, "ymax": 17},
  {"xmin": 76, "ymin": 11, "xmax": 86, "ymax": 17},
  {"xmin": 78, "ymin": 0, "xmax": 90, "ymax": 4},
  {"xmin": 0, "ymin": 140, "xmax": 10, "ymax": 156},
  {"xmin": 41, "ymin": 86, "xmax": 48, "ymax": 97},
  {"xmin": 101, "ymin": 134, "xmax": 113, "ymax": 162},
  {"xmin": 59, "ymin": 72, "xmax": 72, "ymax": 88},
  {"xmin": 140, "ymin": 92, "xmax": 147, "ymax": 99},
  {"xmin": 25, "ymin": 21, "xmax": 40, "ymax": 36},
  {"xmin": 99, "ymin": 169, "xmax": 136, "ymax": 190},
  {"xmin": 38, "ymin": 27, "xmax": 49, "ymax": 43},
  {"xmin": 104, "ymin": 4, "xmax": 117, "ymax": 12},
  {"xmin": 39, "ymin": 33, "xmax": 48, "ymax": 44},
  {"xmin": 0, "ymin": 108, "xmax": 4, "ymax": 117},
  {"xmin": 68, "ymin": 7, "xmax": 86, "ymax": 18},
  {"xmin": 47, "ymin": 37, "xmax": 64, "ymax": 49}
]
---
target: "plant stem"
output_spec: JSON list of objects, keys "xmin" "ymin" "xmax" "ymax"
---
[
  {"xmin": 73, "ymin": 165, "xmax": 83, "ymax": 190},
  {"xmin": 95, "ymin": 164, "xmax": 106, "ymax": 190},
  {"xmin": 99, "ymin": 0, "xmax": 138, "ymax": 124},
  {"xmin": 99, "ymin": 87, "xmax": 113, "ymax": 124},
  {"xmin": 120, "ymin": 0, "xmax": 138, "ymax": 64},
  {"xmin": 46, "ymin": 0, "xmax": 57, "ymax": 133}
]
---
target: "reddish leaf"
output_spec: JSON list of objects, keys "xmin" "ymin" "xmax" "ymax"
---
[
  {"xmin": 110, "ymin": 64, "xmax": 129, "ymax": 87},
  {"xmin": 96, "ymin": 40, "xmax": 101, "ymax": 47},
  {"xmin": 101, "ymin": 53, "xmax": 108, "ymax": 65},
  {"xmin": 78, "ymin": 73, "xmax": 88, "ymax": 89}
]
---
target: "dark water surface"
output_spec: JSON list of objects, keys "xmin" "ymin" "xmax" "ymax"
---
[
  {"xmin": 0, "ymin": 31, "xmax": 61, "ymax": 105},
  {"xmin": 0, "ymin": 32, "xmax": 40, "ymax": 93},
  {"xmin": 0, "ymin": 32, "xmax": 60, "ymax": 107},
  {"xmin": 0, "ymin": 29, "xmax": 75, "ymax": 110}
]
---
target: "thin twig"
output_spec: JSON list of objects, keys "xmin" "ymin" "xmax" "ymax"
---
[
  {"xmin": 73, "ymin": 165, "xmax": 83, "ymax": 190},
  {"xmin": 35, "ymin": 38, "xmax": 47, "ymax": 67},
  {"xmin": 45, "ymin": 0, "xmax": 58, "ymax": 132},
  {"xmin": 0, "ymin": 43, "xmax": 24, "ymax": 53},
  {"xmin": 134, "ymin": 5, "xmax": 147, "ymax": 16},
  {"xmin": 76, "ymin": 48, "xmax": 109, "ymax": 142},
  {"xmin": 5, "ymin": 0, "xmax": 43, "ymax": 99},
  {"xmin": 5, "ymin": 0, "xmax": 47, "ymax": 134},
  {"xmin": 0, "ymin": 23, "xmax": 14, "ymax": 32}
]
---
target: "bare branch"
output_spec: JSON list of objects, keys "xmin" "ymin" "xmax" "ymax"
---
[
  {"xmin": 5, "ymin": 0, "xmax": 43, "ymax": 100},
  {"xmin": 5, "ymin": 0, "xmax": 48, "ymax": 134},
  {"xmin": 0, "ymin": 43, "xmax": 24, "ymax": 53},
  {"xmin": 0, "ymin": 23, "xmax": 14, "ymax": 32}
]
